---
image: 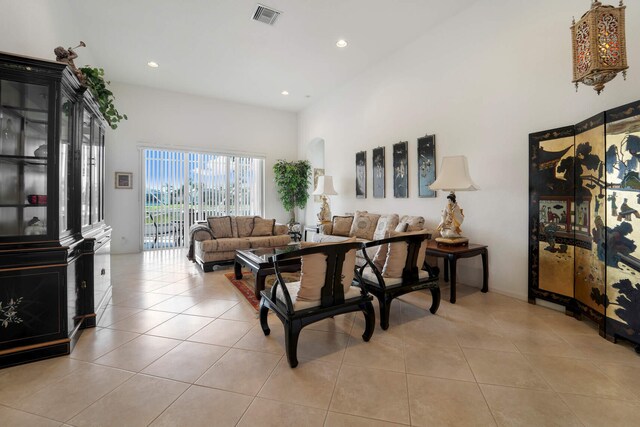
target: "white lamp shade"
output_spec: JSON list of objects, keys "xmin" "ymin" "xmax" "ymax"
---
[
  {"xmin": 429, "ymin": 155, "xmax": 478, "ymax": 191},
  {"xmin": 312, "ymin": 175, "xmax": 338, "ymax": 195}
]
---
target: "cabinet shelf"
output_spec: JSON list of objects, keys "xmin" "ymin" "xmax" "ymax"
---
[
  {"xmin": 0, "ymin": 154, "xmax": 47, "ymax": 165},
  {"xmin": 0, "ymin": 204, "xmax": 47, "ymax": 208},
  {"xmin": 1, "ymin": 104, "xmax": 48, "ymax": 113}
]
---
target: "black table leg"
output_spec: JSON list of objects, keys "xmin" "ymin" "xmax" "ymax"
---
[
  {"xmin": 481, "ymin": 249, "xmax": 489, "ymax": 293},
  {"xmin": 448, "ymin": 254, "xmax": 457, "ymax": 304},
  {"xmin": 255, "ymin": 272, "xmax": 266, "ymax": 300},
  {"xmin": 234, "ymin": 260, "xmax": 243, "ymax": 279},
  {"xmin": 443, "ymin": 257, "xmax": 449, "ymax": 282}
]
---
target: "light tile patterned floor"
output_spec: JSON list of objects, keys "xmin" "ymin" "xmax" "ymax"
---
[{"xmin": 1, "ymin": 249, "xmax": 640, "ymax": 426}]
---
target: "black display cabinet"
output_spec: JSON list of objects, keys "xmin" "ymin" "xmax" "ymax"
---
[{"xmin": 0, "ymin": 52, "xmax": 111, "ymax": 367}]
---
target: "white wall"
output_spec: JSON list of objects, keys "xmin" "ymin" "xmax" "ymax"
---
[
  {"xmin": 298, "ymin": 0, "xmax": 640, "ymax": 300},
  {"xmin": 106, "ymin": 83, "xmax": 297, "ymax": 253},
  {"xmin": 0, "ymin": 0, "xmax": 97, "ymax": 66}
]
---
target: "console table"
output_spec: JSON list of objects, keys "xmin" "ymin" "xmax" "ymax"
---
[{"xmin": 425, "ymin": 241, "xmax": 488, "ymax": 303}]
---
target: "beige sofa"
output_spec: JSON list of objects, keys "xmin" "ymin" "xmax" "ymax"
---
[
  {"xmin": 188, "ymin": 215, "xmax": 291, "ymax": 271},
  {"xmin": 314, "ymin": 211, "xmax": 427, "ymax": 264}
]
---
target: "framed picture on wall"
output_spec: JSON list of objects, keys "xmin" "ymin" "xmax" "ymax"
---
[
  {"xmin": 356, "ymin": 151, "xmax": 366, "ymax": 198},
  {"xmin": 417, "ymin": 134, "xmax": 436, "ymax": 197},
  {"xmin": 313, "ymin": 168, "xmax": 325, "ymax": 202},
  {"xmin": 115, "ymin": 172, "xmax": 133, "ymax": 189},
  {"xmin": 393, "ymin": 141, "xmax": 408, "ymax": 198},
  {"xmin": 372, "ymin": 146, "xmax": 385, "ymax": 198}
]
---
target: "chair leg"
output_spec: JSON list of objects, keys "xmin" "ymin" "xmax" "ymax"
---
[
  {"xmin": 361, "ymin": 301, "xmax": 375, "ymax": 342},
  {"xmin": 378, "ymin": 296, "xmax": 392, "ymax": 331},
  {"xmin": 259, "ymin": 300, "xmax": 270, "ymax": 336},
  {"xmin": 285, "ymin": 321, "xmax": 302, "ymax": 368},
  {"xmin": 430, "ymin": 286, "xmax": 441, "ymax": 314}
]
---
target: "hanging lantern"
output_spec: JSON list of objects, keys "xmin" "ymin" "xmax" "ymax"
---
[{"xmin": 571, "ymin": 1, "xmax": 628, "ymax": 94}]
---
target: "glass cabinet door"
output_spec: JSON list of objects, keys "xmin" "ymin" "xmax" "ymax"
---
[
  {"xmin": 0, "ymin": 78, "xmax": 50, "ymax": 237},
  {"xmin": 81, "ymin": 110, "xmax": 91, "ymax": 228},
  {"xmin": 91, "ymin": 119, "xmax": 100, "ymax": 223},
  {"xmin": 59, "ymin": 94, "xmax": 74, "ymax": 235}
]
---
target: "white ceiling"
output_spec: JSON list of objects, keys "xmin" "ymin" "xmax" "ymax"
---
[{"xmin": 69, "ymin": 0, "xmax": 477, "ymax": 112}]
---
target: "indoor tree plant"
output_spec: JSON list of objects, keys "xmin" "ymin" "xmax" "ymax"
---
[{"xmin": 273, "ymin": 159, "xmax": 311, "ymax": 226}]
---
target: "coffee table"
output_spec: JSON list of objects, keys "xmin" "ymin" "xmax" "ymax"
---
[{"xmin": 234, "ymin": 244, "xmax": 302, "ymax": 300}]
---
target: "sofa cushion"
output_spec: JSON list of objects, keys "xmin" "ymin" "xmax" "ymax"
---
[
  {"xmin": 372, "ymin": 230, "xmax": 392, "ymax": 270},
  {"xmin": 215, "ymin": 237, "xmax": 252, "ymax": 252},
  {"xmin": 207, "ymin": 216, "xmax": 233, "ymax": 239},
  {"xmin": 313, "ymin": 234, "xmax": 351, "ymax": 243},
  {"xmin": 398, "ymin": 215, "xmax": 425, "ymax": 232},
  {"xmin": 332, "ymin": 216, "xmax": 353, "ymax": 237},
  {"xmin": 276, "ymin": 281, "xmax": 362, "ymax": 311},
  {"xmin": 361, "ymin": 265, "xmax": 429, "ymax": 288},
  {"xmin": 252, "ymin": 218, "xmax": 275, "ymax": 236},
  {"xmin": 383, "ymin": 229, "xmax": 429, "ymax": 278},
  {"xmin": 373, "ymin": 214, "xmax": 400, "ymax": 240},
  {"xmin": 270, "ymin": 234, "xmax": 292, "ymax": 247},
  {"xmin": 297, "ymin": 238, "xmax": 357, "ymax": 301},
  {"xmin": 235, "ymin": 216, "xmax": 257, "ymax": 237},
  {"xmin": 350, "ymin": 211, "xmax": 381, "ymax": 240},
  {"xmin": 247, "ymin": 236, "xmax": 273, "ymax": 248},
  {"xmin": 395, "ymin": 222, "xmax": 408, "ymax": 232}
]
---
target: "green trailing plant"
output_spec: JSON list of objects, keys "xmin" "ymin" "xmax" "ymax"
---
[
  {"xmin": 80, "ymin": 66, "xmax": 127, "ymax": 129},
  {"xmin": 273, "ymin": 159, "xmax": 312, "ymax": 225}
]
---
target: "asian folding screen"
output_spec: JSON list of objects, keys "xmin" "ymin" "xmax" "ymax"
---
[{"xmin": 529, "ymin": 99, "xmax": 640, "ymax": 349}]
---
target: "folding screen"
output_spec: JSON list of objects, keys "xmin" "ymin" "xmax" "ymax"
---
[{"xmin": 529, "ymin": 99, "xmax": 640, "ymax": 349}]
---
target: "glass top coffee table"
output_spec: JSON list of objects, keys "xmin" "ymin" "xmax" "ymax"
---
[{"xmin": 234, "ymin": 244, "xmax": 302, "ymax": 300}]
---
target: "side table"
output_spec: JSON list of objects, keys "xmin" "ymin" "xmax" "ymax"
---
[
  {"xmin": 304, "ymin": 225, "xmax": 320, "ymax": 242},
  {"xmin": 425, "ymin": 241, "xmax": 488, "ymax": 304}
]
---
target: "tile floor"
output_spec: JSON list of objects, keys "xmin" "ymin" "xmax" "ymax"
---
[{"xmin": 2, "ymin": 249, "xmax": 640, "ymax": 426}]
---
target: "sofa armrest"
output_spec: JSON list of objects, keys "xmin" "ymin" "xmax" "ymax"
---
[
  {"xmin": 274, "ymin": 224, "xmax": 289, "ymax": 235},
  {"xmin": 189, "ymin": 223, "xmax": 214, "ymax": 242},
  {"xmin": 319, "ymin": 222, "xmax": 333, "ymax": 235}
]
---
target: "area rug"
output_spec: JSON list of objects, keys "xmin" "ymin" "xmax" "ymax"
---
[{"xmin": 224, "ymin": 271, "xmax": 300, "ymax": 311}]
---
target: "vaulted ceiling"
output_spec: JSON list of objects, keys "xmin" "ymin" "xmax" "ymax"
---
[{"xmin": 69, "ymin": 0, "xmax": 477, "ymax": 111}]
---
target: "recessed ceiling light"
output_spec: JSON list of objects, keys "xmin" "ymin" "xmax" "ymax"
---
[
  {"xmin": 281, "ymin": 90, "xmax": 289, "ymax": 95},
  {"xmin": 147, "ymin": 61, "xmax": 159, "ymax": 68},
  {"xmin": 336, "ymin": 39, "xmax": 348, "ymax": 48}
]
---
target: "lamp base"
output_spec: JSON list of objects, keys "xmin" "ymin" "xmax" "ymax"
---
[{"xmin": 435, "ymin": 236, "xmax": 469, "ymax": 247}]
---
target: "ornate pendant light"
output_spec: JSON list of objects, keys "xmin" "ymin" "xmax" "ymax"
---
[{"xmin": 571, "ymin": 1, "xmax": 628, "ymax": 94}]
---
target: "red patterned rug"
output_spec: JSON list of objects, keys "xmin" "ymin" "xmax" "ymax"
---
[{"xmin": 224, "ymin": 271, "xmax": 300, "ymax": 311}]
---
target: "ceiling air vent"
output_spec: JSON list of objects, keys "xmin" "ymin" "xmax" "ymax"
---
[{"xmin": 252, "ymin": 4, "xmax": 281, "ymax": 25}]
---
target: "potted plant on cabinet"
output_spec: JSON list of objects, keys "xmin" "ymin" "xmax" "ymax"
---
[{"xmin": 273, "ymin": 159, "xmax": 311, "ymax": 227}]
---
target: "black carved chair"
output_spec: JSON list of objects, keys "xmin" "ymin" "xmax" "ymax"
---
[
  {"xmin": 259, "ymin": 241, "xmax": 375, "ymax": 368},
  {"xmin": 356, "ymin": 232, "xmax": 440, "ymax": 330}
]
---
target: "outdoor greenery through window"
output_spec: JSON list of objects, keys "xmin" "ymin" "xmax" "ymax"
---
[{"xmin": 144, "ymin": 148, "xmax": 264, "ymax": 250}]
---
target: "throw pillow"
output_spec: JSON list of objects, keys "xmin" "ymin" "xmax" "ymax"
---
[
  {"xmin": 252, "ymin": 218, "xmax": 275, "ymax": 236},
  {"xmin": 297, "ymin": 237, "xmax": 357, "ymax": 301},
  {"xmin": 236, "ymin": 216, "xmax": 257, "ymax": 237},
  {"xmin": 394, "ymin": 222, "xmax": 408, "ymax": 232},
  {"xmin": 332, "ymin": 216, "xmax": 354, "ymax": 236},
  {"xmin": 207, "ymin": 216, "xmax": 233, "ymax": 239},
  {"xmin": 349, "ymin": 211, "xmax": 381, "ymax": 240},
  {"xmin": 382, "ymin": 229, "xmax": 429, "ymax": 278},
  {"xmin": 398, "ymin": 215, "xmax": 425, "ymax": 232},
  {"xmin": 373, "ymin": 214, "xmax": 400, "ymax": 240},
  {"xmin": 372, "ymin": 230, "xmax": 392, "ymax": 271}
]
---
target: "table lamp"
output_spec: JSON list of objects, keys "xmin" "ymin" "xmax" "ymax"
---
[
  {"xmin": 312, "ymin": 175, "xmax": 338, "ymax": 224},
  {"xmin": 429, "ymin": 155, "xmax": 478, "ymax": 245}
]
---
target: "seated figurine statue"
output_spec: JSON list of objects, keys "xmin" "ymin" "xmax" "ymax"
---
[{"xmin": 437, "ymin": 193, "xmax": 465, "ymax": 239}]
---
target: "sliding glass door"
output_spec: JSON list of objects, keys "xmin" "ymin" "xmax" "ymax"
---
[{"xmin": 143, "ymin": 148, "xmax": 264, "ymax": 250}]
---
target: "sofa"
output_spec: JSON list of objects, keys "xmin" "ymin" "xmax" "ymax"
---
[
  {"xmin": 314, "ymin": 211, "xmax": 428, "ymax": 265},
  {"xmin": 188, "ymin": 215, "xmax": 291, "ymax": 271}
]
